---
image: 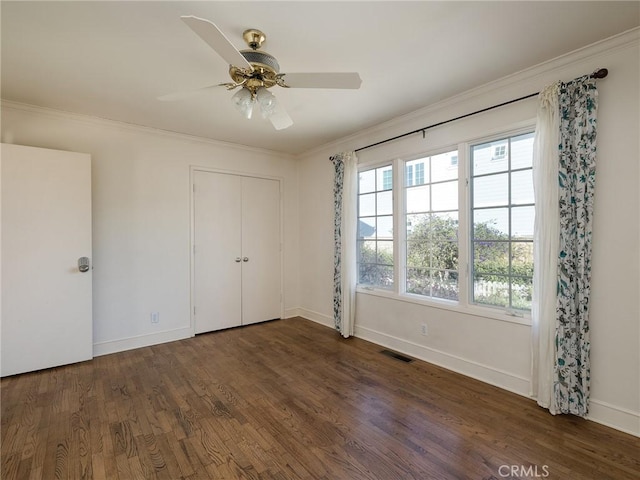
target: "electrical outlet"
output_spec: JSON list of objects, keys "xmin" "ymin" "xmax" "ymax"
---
[
  {"xmin": 421, "ymin": 323, "xmax": 428, "ymax": 336},
  {"xmin": 151, "ymin": 312, "xmax": 160, "ymax": 324}
]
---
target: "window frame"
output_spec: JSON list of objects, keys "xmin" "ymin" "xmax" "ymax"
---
[
  {"xmin": 356, "ymin": 162, "xmax": 395, "ymax": 290},
  {"xmin": 404, "ymin": 149, "xmax": 460, "ymax": 302},
  {"xmin": 469, "ymin": 131, "xmax": 535, "ymax": 314}
]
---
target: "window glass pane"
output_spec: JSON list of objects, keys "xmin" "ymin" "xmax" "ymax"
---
[
  {"xmin": 359, "ymin": 264, "xmax": 393, "ymax": 288},
  {"xmin": 431, "ymin": 212, "xmax": 458, "ymax": 241},
  {"xmin": 378, "ymin": 166, "xmax": 393, "ymax": 191},
  {"xmin": 376, "ymin": 216, "xmax": 393, "ymax": 239},
  {"xmin": 432, "ymin": 180, "xmax": 458, "ymax": 211},
  {"xmin": 473, "ymin": 173, "xmax": 508, "ymax": 208},
  {"xmin": 473, "ymin": 141, "xmax": 508, "ymax": 175},
  {"xmin": 377, "ymin": 191, "xmax": 393, "ymax": 215},
  {"xmin": 431, "ymin": 151, "xmax": 458, "ymax": 182},
  {"xmin": 406, "ymin": 268, "xmax": 431, "ymax": 295},
  {"xmin": 431, "ymin": 242, "xmax": 458, "ymax": 270},
  {"xmin": 512, "ymin": 242, "xmax": 534, "ymax": 277},
  {"xmin": 359, "ymin": 169, "xmax": 376, "ymax": 194},
  {"xmin": 473, "ymin": 241, "xmax": 509, "ymax": 276},
  {"xmin": 432, "ymin": 270, "xmax": 459, "ymax": 301},
  {"xmin": 406, "ymin": 213, "xmax": 427, "ymax": 237},
  {"xmin": 405, "ymin": 164, "xmax": 414, "ymax": 187},
  {"xmin": 358, "ymin": 218, "xmax": 376, "ymax": 239},
  {"xmin": 415, "ymin": 163, "xmax": 425, "ymax": 185},
  {"xmin": 473, "ymin": 208, "xmax": 509, "ymax": 239},
  {"xmin": 512, "ymin": 277, "xmax": 533, "ymax": 310},
  {"xmin": 357, "ymin": 240, "xmax": 376, "ymax": 264},
  {"xmin": 406, "ymin": 241, "xmax": 430, "ymax": 268},
  {"xmin": 511, "ymin": 170, "xmax": 534, "ymax": 205},
  {"xmin": 359, "ymin": 193, "xmax": 376, "ymax": 217},
  {"xmin": 511, "ymin": 206, "xmax": 535, "ymax": 239},
  {"xmin": 511, "ymin": 132, "xmax": 534, "ymax": 169},
  {"xmin": 406, "ymin": 185, "xmax": 430, "ymax": 213},
  {"xmin": 406, "ymin": 158, "xmax": 429, "ymax": 184},
  {"xmin": 473, "ymin": 275, "xmax": 509, "ymax": 307},
  {"xmin": 377, "ymin": 241, "xmax": 393, "ymax": 265}
]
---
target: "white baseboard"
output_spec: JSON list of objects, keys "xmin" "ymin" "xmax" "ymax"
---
[
  {"xmin": 355, "ymin": 324, "xmax": 531, "ymax": 397},
  {"xmin": 93, "ymin": 327, "xmax": 192, "ymax": 357},
  {"xmin": 588, "ymin": 399, "xmax": 640, "ymax": 437},
  {"xmin": 297, "ymin": 308, "xmax": 334, "ymax": 328},
  {"xmin": 284, "ymin": 308, "xmax": 301, "ymax": 319}
]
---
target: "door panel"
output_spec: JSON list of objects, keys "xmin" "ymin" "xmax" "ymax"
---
[
  {"xmin": 241, "ymin": 176, "xmax": 282, "ymax": 325},
  {"xmin": 1, "ymin": 143, "xmax": 92, "ymax": 376},
  {"xmin": 193, "ymin": 171, "xmax": 242, "ymax": 333}
]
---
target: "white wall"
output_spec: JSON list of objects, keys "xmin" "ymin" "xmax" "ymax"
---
[
  {"xmin": 0, "ymin": 105, "xmax": 300, "ymax": 354},
  {"xmin": 297, "ymin": 30, "xmax": 639, "ymax": 435}
]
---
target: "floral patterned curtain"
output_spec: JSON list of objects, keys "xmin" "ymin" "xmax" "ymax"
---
[
  {"xmin": 330, "ymin": 152, "xmax": 358, "ymax": 338},
  {"xmin": 554, "ymin": 76, "xmax": 598, "ymax": 416}
]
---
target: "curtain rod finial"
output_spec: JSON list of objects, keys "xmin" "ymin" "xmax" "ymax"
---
[{"xmin": 592, "ymin": 68, "xmax": 608, "ymax": 79}]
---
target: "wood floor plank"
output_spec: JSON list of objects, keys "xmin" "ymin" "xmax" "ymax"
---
[{"xmin": 2, "ymin": 317, "xmax": 639, "ymax": 479}]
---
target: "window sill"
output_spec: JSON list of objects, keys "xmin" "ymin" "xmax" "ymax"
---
[{"xmin": 356, "ymin": 286, "xmax": 532, "ymax": 326}]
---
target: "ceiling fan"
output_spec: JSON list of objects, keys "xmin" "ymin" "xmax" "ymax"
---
[{"xmin": 159, "ymin": 16, "xmax": 362, "ymax": 130}]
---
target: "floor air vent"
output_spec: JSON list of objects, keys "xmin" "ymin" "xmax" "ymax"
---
[{"xmin": 380, "ymin": 349, "xmax": 414, "ymax": 363}]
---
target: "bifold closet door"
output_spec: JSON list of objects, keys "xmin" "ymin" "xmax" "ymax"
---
[
  {"xmin": 193, "ymin": 171, "xmax": 281, "ymax": 334},
  {"xmin": 194, "ymin": 172, "xmax": 243, "ymax": 333},
  {"xmin": 241, "ymin": 176, "xmax": 281, "ymax": 325}
]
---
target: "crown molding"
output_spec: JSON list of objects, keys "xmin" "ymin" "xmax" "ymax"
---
[
  {"xmin": 299, "ymin": 27, "xmax": 640, "ymax": 160},
  {"xmin": 0, "ymin": 99, "xmax": 295, "ymax": 160}
]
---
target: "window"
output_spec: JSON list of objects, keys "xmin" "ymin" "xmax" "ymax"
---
[
  {"xmin": 470, "ymin": 132, "xmax": 534, "ymax": 311},
  {"xmin": 382, "ymin": 169, "xmax": 393, "ymax": 190},
  {"xmin": 405, "ymin": 151, "xmax": 459, "ymax": 300},
  {"xmin": 492, "ymin": 144, "xmax": 507, "ymax": 160},
  {"xmin": 406, "ymin": 162, "xmax": 425, "ymax": 187},
  {"xmin": 356, "ymin": 127, "xmax": 535, "ymax": 317},
  {"xmin": 357, "ymin": 165, "xmax": 394, "ymax": 288}
]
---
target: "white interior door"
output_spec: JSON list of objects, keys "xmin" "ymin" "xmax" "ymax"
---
[
  {"xmin": 241, "ymin": 176, "xmax": 282, "ymax": 325},
  {"xmin": 193, "ymin": 171, "xmax": 242, "ymax": 333},
  {"xmin": 1, "ymin": 143, "xmax": 93, "ymax": 377},
  {"xmin": 193, "ymin": 171, "xmax": 282, "ymax": 333}
]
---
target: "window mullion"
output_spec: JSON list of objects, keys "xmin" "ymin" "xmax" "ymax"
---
[
  {"xmin": 457, "ymin": 143, "xmax": 470, "ymax": 308},
  {"xmin": 393, "ymin": 157, "xmax": 404, "ymax": 295}
]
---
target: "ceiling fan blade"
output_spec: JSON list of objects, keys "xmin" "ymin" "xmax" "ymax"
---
[
  {"xmin": 268, "ymin": 103, "xmax": 293, "ymax": 131},
  {"xmin": 279, "ymin": 72, "xmax": 362, "ymax": 89},
  {"xmin": 180, "ymin": 16, "xmax": 253, "ymax": 71},
  {"xmin": 157, "ymin": 84, "xmax": 223, "ymax": 102}
]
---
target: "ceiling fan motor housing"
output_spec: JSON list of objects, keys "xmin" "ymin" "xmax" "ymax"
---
[{"xmin": 230, "ymin": 49, "xmax": 281, "ymax": 91}]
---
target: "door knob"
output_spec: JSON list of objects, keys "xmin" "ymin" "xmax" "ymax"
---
[
  {"xmin": 235, "ymin": 257, "xmax": 241, "ymax": 263},
  {"xmin": 78, "ymin": 257, "xmax": 90, "ymax": 273},
  {"xmin": 243, "ymin": 257, "xmax": 249, "ymax": 262}
]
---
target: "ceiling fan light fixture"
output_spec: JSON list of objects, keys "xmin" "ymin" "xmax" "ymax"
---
[
  {"xmin": 256, "ymin": 87, "xmax": 277, "ymax": 119},
  {"xmin": 231, "ymin": 87, "xmax": 255, "ymax": 119}
]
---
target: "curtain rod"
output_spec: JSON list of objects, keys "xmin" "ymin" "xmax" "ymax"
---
[{"xmin": 352, "ymin": 68, "xmax": 608, "ymax": 153}]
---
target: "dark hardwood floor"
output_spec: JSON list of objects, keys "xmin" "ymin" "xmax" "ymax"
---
[{"xmin": 2, "ymin": 317, "xmax": 638, "ymax": 479}]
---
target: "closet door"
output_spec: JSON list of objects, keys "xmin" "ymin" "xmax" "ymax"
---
[
  {"xmin": 193, "ymin": 171, "xmax": 242, "ymax": 333},
  {"xmin": 193, "ymin": 171, "xmax": 282, "ymax": 334},
  {"xmin": 241, "ymin": 176, "xmax": 282, "ymax": 325}
]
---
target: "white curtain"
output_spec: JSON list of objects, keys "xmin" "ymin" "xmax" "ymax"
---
[
  {"xmin": 330, "ymin": 151, "xmax": 358, "ymax": 338},
  {"xmin": 531, "ymin": 83, "xmax": 561, "ymax": 413}
]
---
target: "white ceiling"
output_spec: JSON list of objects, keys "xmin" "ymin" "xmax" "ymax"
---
[{"xmin": 2, "ymin": 1, "xmax": 639, "ymax": 155}]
